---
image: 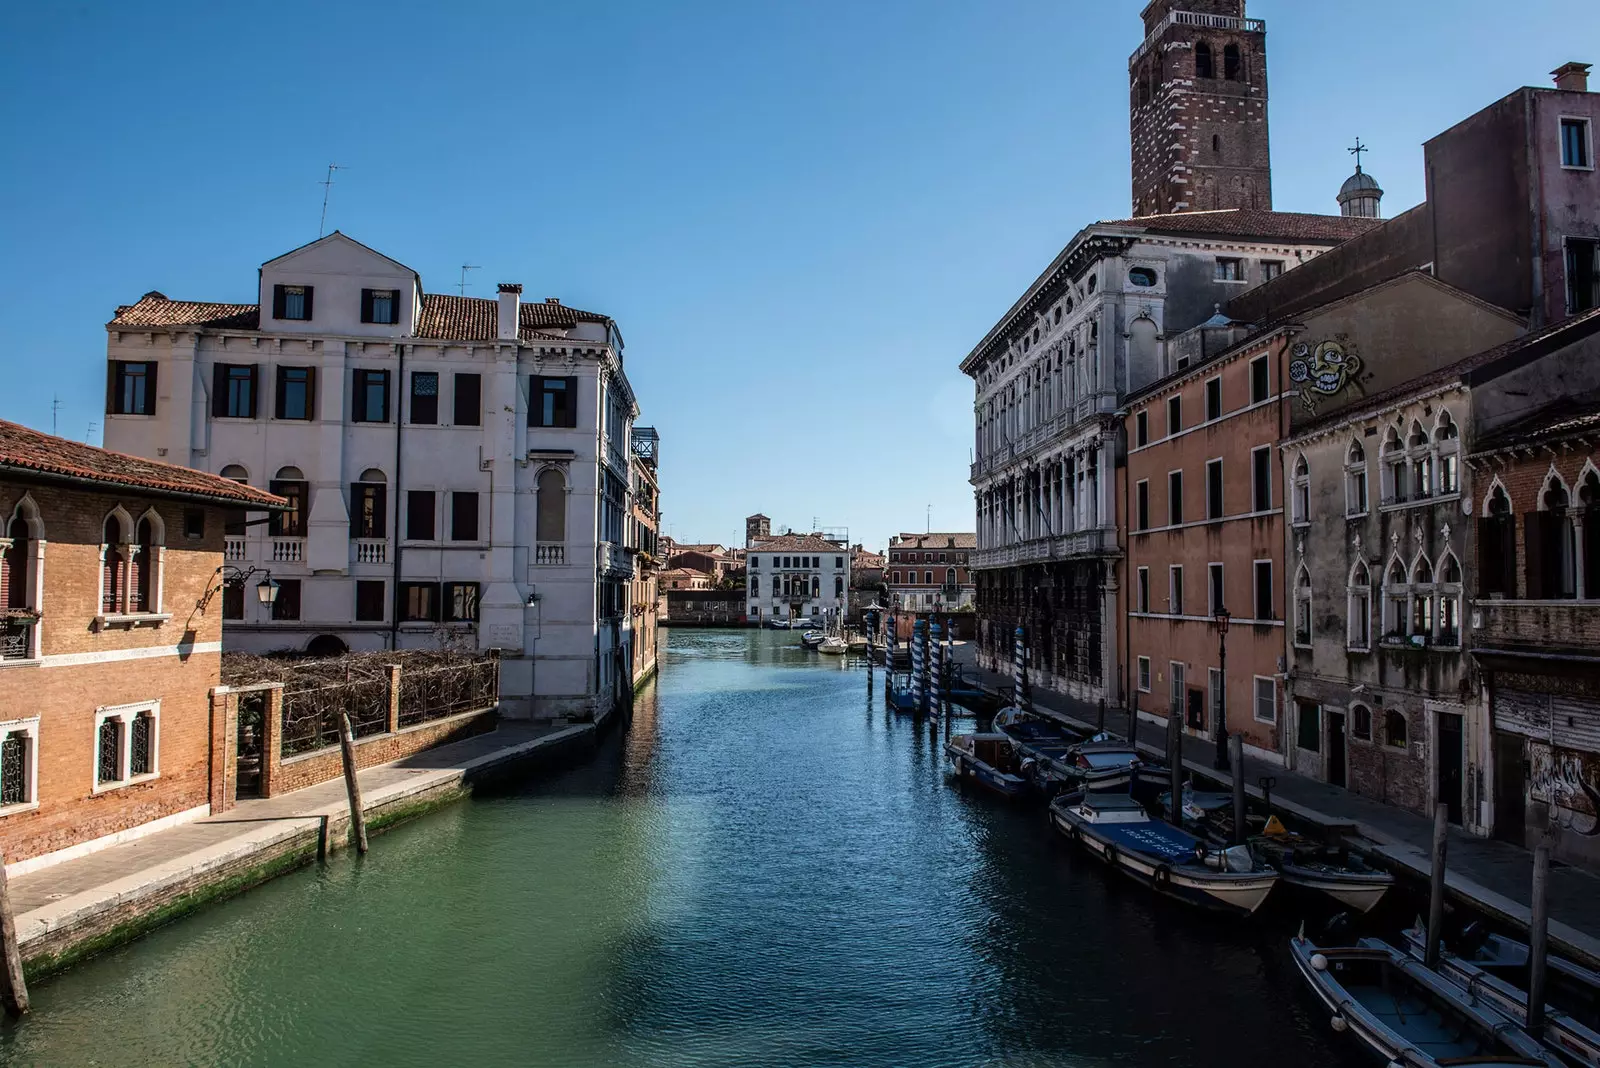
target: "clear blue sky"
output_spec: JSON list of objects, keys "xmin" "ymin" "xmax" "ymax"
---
[{"xmin": 2, "ymin": 1, "xmax": 1594, "ymax": 552}]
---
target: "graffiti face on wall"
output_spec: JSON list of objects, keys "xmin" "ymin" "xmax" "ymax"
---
[
  {"xmin": 1529, "ymin": 741, "xmax": 1600, "ymax": 836},
  {"xmin": 1288, "ymin": 338, "xmax": 1364, "ymax": 415}
]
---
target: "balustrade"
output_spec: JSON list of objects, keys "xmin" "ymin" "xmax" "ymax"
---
[
  {"xmin": 354, "ymin": 539, "xmax": 387, "ymax": 564},
  {"xmin": 271, "ymin": 538, "xmax": 304, "ymax": 563}
]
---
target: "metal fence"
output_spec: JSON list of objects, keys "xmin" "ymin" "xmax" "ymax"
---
[
  {"xmin": 397, "ymin": 659, "xmax": 498, "ymax": 729},
  {"xmin": 280, "ymin": 674, "xmax": 390, "ymax": 757}
]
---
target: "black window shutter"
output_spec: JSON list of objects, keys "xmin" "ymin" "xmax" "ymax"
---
[
  {"xmin": 1524, "ymin": 512, "xmax": 1545, "ymax": 600},
  {"xmin": 1476, "ymin": 519, "xmax": 1496, "ymax": 595},
  {"xmin": 302, "ymin": 286, "xmax": 314, "ymax": 320},
  {"xmin": 106, "ymin": 362, "xmax": 119, "ymax": 415},
  {"xmin": 360, "ymin": 289, "xmax": 374, "ymax": 324},
  {"xmin": 305, "ymin": 367, "xmax": 317, "ymax": 420},
  {"xmin": 564, "ymin": 376, "xmax": 578, "ymax": 427},
  {"xmin": 272, "ymin": 285, "xmax": 286, "ymax": 319},
  {"xmin": 1503, "ymin": 516, "xmax": 1520, "ymax": 597},
  {"xmin": 351, "ymin": 371, "xmax": 365, "ymax": 422},
  {"xmin": 349, "ymin": 484, "xmax": 362, "ymax": 537},
  {"xmin": 145, "ymin": 361, "xmax": 157, "ymax": 415},
  {"xmin": 527, "ymin": 375, "xmax": 539, "ymax": 427},
  {"xmin": 275, "ymin": 366, "xmax": 287, "ymax": 419},
  {"xmin": 212, "ymin": 364, "xmax": 228, "ymax": 418},
  {"xmin": 380, "ymin": 370, "xmax": 391, "ymax": 422},
  {"xmin": 247, "ymin": 364, "xmax": 260, "ymax": 418}
]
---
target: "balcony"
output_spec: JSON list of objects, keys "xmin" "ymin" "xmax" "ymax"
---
[
  {"xmin": 534, "ymin": 543, "xmax": 566, "ymax": 566},
  {"xmin": 1474, "ymin": 599, "xmax": 1600, "ymax": 653},
  {"xmin": 224, "ymin": 536, "xmax": 247, "ymax": 562},
  {"xmin": 1132, "ymin": 10, "xmax": 1265, "ymax": 65},
  {"xmin": 271, "ymin": 538, "xmax": 304, "ymax": 564},
  {"xmin": 970, "ymin": 528, "xmax": 1115, "ymax": 570},
  {"xmin": 354, "ymin": 539, "xmax": 387, "ymax": 564},
  {"xmin": 0, "ymin": 617, "xmax": 35, "ymax": 661},
  {"xmin": 599, "ymin": 541, "xmax": 634, "ymax": 579}
]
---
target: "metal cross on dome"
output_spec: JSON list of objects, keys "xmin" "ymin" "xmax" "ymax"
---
[{"xmin": 1349, "ymin": 137, "xmax": 1368, "ymax": 173}]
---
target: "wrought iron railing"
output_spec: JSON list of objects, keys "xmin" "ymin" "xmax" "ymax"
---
[
  {"xmin": 280, "ymin": 676, "xmax": 388, "ymax": 757},
  {"xmin": 0, "ymin": 620, "xmax": 33, "ymax": 661},
  {"xmin": 397, "ymin": 659, "xmax": 498, "ymax": 729}
]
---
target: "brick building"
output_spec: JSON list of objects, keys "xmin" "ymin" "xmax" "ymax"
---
[
  {"xmin": 0, "ymin": 419, "xmax": 284, "ymax": 872},
  {"xmin": 885, "ymin": 533, "xmax": 976, "ymax": 611},
  {"xmin": 1130, "ymin": 0, "xmax": 1271, "ymax": 216}
]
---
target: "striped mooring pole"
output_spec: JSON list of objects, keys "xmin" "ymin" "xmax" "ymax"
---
[
  {"xmin": 1013, "ymin": 626, "xmax": 1027, "ymax": 712},
  {"xmin": 930, "ymin": 621, "xmax": 944, "ymax": 715},
  {"xmin": 911, "ymin": 619, "xmax": 925, "ymax": 712}
]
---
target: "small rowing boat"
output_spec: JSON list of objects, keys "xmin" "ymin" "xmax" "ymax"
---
[{"xmin": 945, "ymin": 733, "xmax": 1029, "ymax": 798}]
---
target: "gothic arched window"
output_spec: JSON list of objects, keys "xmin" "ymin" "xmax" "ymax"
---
[
  {"xmin": 1195, "ymin": 41, "xmax": 1214, "ymax": 79},
  {"xmin": 1223, "ymin": 43, "xmax": 1242, "ymax": 81}
]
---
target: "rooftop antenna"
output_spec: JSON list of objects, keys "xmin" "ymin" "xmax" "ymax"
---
[
  {"xmin": 86, "ymin": 421, "xmax": 98, "ymax": 445},
  {"xmin": 458, "ymin": 264, "xmax": 481, "ymax": 296},
  {"xmin": 317, "ymin": 163, "xmax": 344, "ymax": 237},
  {"xmin": 51, "ymin": 395, "xmax": 61, "ymax": 436}
]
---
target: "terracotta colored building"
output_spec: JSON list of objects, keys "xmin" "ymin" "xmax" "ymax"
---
[
  {"xmin": 628, "ymin": 427, "xmax": 661, "ymax": 688},
  {"xmin": 0, "ymin": 420, "xmax": 283, "ymax": 872},
  {"xmin": 886, "ymin": 533, "xmax": 976, "ymax": 611}
]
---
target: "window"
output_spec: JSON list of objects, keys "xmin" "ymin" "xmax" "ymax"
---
[
  {"xmin": 1479, "ymin": 485, "xmax": 1517, "ymax": 595},
  {"xmin": 96, "ymin": 717, "xmax": 121, "ymax": 786},
  {"xmin": 1384, "ymin": 559, "xmax": 1409, "ymax": 638},
  {"xmin": 406, "ymin": 490, "xmax": 436, "ymax": 540},
  {"xmin": 1297, "ymin": 701, "xmax": 1321, "ymax": 753},
  {"xmin": 269, "ymin": 468, "xmax": 308, "ymax": 537},
  {"xmin": 1250, "ymin": 355, "xmax": 1270, "ymax": 403},
  {"xmin": 222, "ymin": 581, "xmax": 244, "ymax": 620},
  {"xmin": 101, "ymin": 515, "xmax": 126, "ymax": 614},
  {"xmin": 1135, "ymin": 411, "xmax": 1148, "ymax": 447},
  {"xmin": 1293, "ymin": 566, "xmax": 1312, "ymax": 646},
  {"xmin": 1382, "ymin": 426, "xmax": 1407, "ymax": 503},
  {"xmin": 924, "ymin": 571, "xmax": 934, "ymax": 584},
  {"xmin": 1194, "ymin": 41, "xmax": 1213, "ymax": 79},
  {"xmin": 107, "ymin": 361, "xmax": 156, "ymax": 415},
  {"xmin": 1137, "ymin": 656, "xmax": 1151, "ymax": 692},
  {"xmin": 213, "ymin": 364, "xmax": 258, "ymax": 419},
  {"xmin": 350, "ymin": 475, "xmax": 387, "ymax": 539},
  {"xmin": 1167, "ymin": 395, "xmax": 1182, "ymax": 436},
  {"xmin": 1567, "ymin": 239, "xmax": 1599, "ymax": 314},
  {"xmin": 1385, "ymin": 710, "xmax": 1409, "ymax": 749},
  {"xmin": 531, "ymin": 375, "xmax": 578, "ymax": 428},
  {"xmin": 355, "ymin": 580, "xmax": 386, "ymax": 622},
  {"xmin": 1137, "ymin": 567, "xmax": 1150, "ymax": 613},
  {"xmin": 1261, "ymin": 261, "xmax": 1284, "ymax": 283},
  {"xmin": 1346, "ymin": 440, "xmax": 1368, "ymax": 515},
  {"xmin": 1208, "ymin": 563, "xmax": 1224, "ymax": 615},
  {"xmin": 1136, "ymin": 480, "xmax": 1149, "ymax": 531},
  {"xmin": 1209, "ymin": 668, "xmax": 1223, "ymax": 732},
  {"xmin": 444, "ymin": 582, "xmax": 480, "ymax": 622},
  {"xmin": 1254, "ymin": 560, "xmax": 1273, "ymax": 620},
  {"xmin": 452, "ymin": 373, "xmax": 482, "ymax": 426},
  {"xmin": 400, "ymin": 582, "xmax": 440, "ymax": 623},
  {"xmin": 891, "ymin": 571, "xmax": 901, "ymax": 584},
  {"xmin": 1223, "ymin": 43, "xmax": 1241, "ymax": 81},
  {"xmin": 0, "ymin": 719, "xmax": 37, "ymax": 808},
  {"xmin": 1206, "ymin": 459, "xmax": 1224, "ymax": 520},
  {"xmin": 1168, "ymin": 471, "xmax": 1184, "ymax": 525},
  {"xmin": 1529, "ymin": 478, "xmax": 1578, "ymax": 599},
  {"xmin": 1348, "ymin": 561, "xmax": 1372, "ymax": 650},
  {"xmin": 838, "ymin": 556, "xmax": 846, "ymax": 568},
  {"xmin": 1205, "ymin": 378, "xmax": 1222, "ymax": 421},
  {"xmin": 1169, "ymin": 662, "xmax": 1185, "ymax": 718},
  {"xmin": 1438, "ymin": 554, "xmax": 1462, "ymax": 646},
  {"xmin": 1169, "ymin": 565, "xmax": 1184, "ymax": 615},
  {"xmin": 451, "ymin": 492, "xmax": 480, "ymax": 541},
  {"xmin": 272, "ymin": 284, "xmax": 313, "ymax": 321},
  {"xmin": 1254, "ymin": 677, "xmax": 1276, "ymax": 723},
  {"xmin": 271, "ymin": 579, "xmax": 301, "ymax": 620},
  {"xmin": 182, "ymin": 508, "xmax": 204, "ymax": 541},
  {"xmin": 131, "ymin": 516, "xmax": 158, "ymax": 613},
  {"xmin": 1291, "ymin": 454, "xmax": 1309, "ymax": 524},
  {"xmin": 361, "ymin": 288, "xmax": 399, "ymax": 324},
  {"xmin": 410, "ymin": 371, "xmax": 439, "ymax": 425},
  {"xmin": 93, "ymin": 704, "xmax": 160, "ymax": 789},
  {"xmin": 1561, "ymin": 117, "xmax": 1592, "ymax": 168},
  {"xmin": 1129, "ymin": 267, "xmax": 1158, "ymax": 287},
  {"xmin": 1352, "ymin": 705, "xmax": 1372, "ymax": 741},
  {"xmin": 352, "ymin": 369, "xmax": 391, "ymax": 423},
  {"xmin": 1215, "ymin": 258, "xmax": 1244, "ymax": 282},
  {"xmin": 945, "ymin": 568, "xmax": 955, "ymax": 585},
  {"xmin": 275, "ymin": 366, "xmax": 315, "ymax": 420},
  {"xmin": 1435, "ymin": 414, "xmax": 1459, "ymax": 495},
  {"xmin": 1252, "ymin": 446, "xmax": 1271, "ymax": 512}
]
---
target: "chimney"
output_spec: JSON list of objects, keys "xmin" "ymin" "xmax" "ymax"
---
[
  {"xmin": 1553, "ymin": 62, "xmax": 1592, "ymax": 92},
  {"xmin": 497, "ymin": 283, "xmax": 521, "ymax": 341},
  {"xmin": 545, "ymin": 297, "xmax": 561, "ymax": 305}
]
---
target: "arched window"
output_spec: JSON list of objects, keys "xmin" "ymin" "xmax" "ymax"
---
[
  {"xmin": 2, "ymin": 513, "xmax": 30, "ymax": 612},
  {"xmin": 1293, "ymin": 565, "xmax": 1312, "ymax": 646},
  {"xmin": 1534, "ymin": 476, "xmax": 1578, "ymax": 599},
  {"xmin": 1351, "ymin": 704, "xmax": 1373, "ymax": 741},
  {"xmin": 1291, "ymin": 454, "xmax": 1310, "ymax": 524},
  {"xmin": 269, "ymin": 466, "xmax": 308, "ymax": 538},
  {"xmin": 1346, "ymin": 439, "xmax": 1368, "ymax": 515},
  {"xmin": 1385, "ymin": 710, "xmax": 1409, "ymax": 749},
  {"xmin": 1137, "ymin": 68, "xmax": 1151, "ymax": 106},
  {"xmin": 1383, "ymin": 559, "xmax": 1408, "ymax": 639},
  {"xmin": 1438, "ymin": 552, "xmax": 1463, "ymax": 646},
  {"xmin": 1348, "ymin": 560, "xmax": 1371, "ymax": 650},
  {"xmin": 1212, "ymin": 133, "xmax": 1221, "ymax": 155},
  {"xmin": 1223, "ymin": 43, "xmax": 1242, "ymax": 80},
  {"xmin": 350, "ymin": 468, "xmax": 387, "ymax": 541},
  {"xmin": 1410, "ymin": 555, "xmax": 1434, "ymax": 638},
  {"xmin": 102, "ymin": 513, "xmax": 130, "ymax": 615},
  {"xmin": 1382, "ymin": 426, "xmax": 1407, "ymax": 503},
  {"xmin": 1433, "ymin": 412, "xmax": 1460, "ymax": 495},
  {"xmin": 131, "ymin": 515, "xmax": 158, "ymax": 612},
  {"xmin": 1195, "ymin": 41, "xmax": 1214, "ymax": 79},
  {"xmin": 1582, "ymin": 469, "xmax": 1600, "ymax": 599},
  {"xmin": 536, "ymin": 469, "xmax": 567, "ymax": 559},
  {"xmin": 946, "ymin": 567, "xmax": 956, "ymax": 586}
]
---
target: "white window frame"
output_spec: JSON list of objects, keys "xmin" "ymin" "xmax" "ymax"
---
[
  {"xmin": 1290, "ymin": 453, "xmax": 1309, "ymax": 526},
  {"xmin": 1206, "ymin": 458, "xmax": 1224, "ymax": 520},
  {"xmin": 1169, "ymin": 565, "xmax": 1184, "ymax": 615},
  {"xmin": 1208, "ymin": 667, "xmax": 1223, "ymax": 731},
  {"xmin": 1559, "ymin": 115, "xmax": 1594, "ymax": 171},
  {"xmin": 1253, "ymin": 558, "xmax": 1273, "ymax": 622},
  {"xmin": 1293, "ymin": 565, "xmax": 1312, "ymax": 648},
  {"xmin": 1137, "ymin": 656, "xmax": 1152, "ymax": 693},
  {"xmin": 1345, "ymin": 440, "xmax": 1369, "ymax": 517},
  {"xmin": 1251, "ymin": 445, "xmax": 1272, "ymax": 512},
  {"xmin": 1169, "ymin": 661, "xmax": 1185, "ymax": 717},
  {"xmin": 1253, "ymin": 676, "xmax": 1278, "ymax": 723},
  {"xmin": 1207, "ymin": 562, "xmax": 1224, "ymax": 616},
  {"xmin": 1136, "ymin": 566, "xmax": 1151, "ymax": 614},
  {"xmin": 1347, "ymin": 563, "xmax": 1372, "ymax": 652},
  {"xmin": 1168, "ymin": 469, "xmax": 1184, "ymax": 526},
  {"xmin": 91, "ymin": 700, "xmax": 161, "ymax": 794},
  {"xmin": 1204, "ymin": 375, "xmax": 1223, "ymax": 422},
  {"xmin": 0, "ymin": 716, "xmax": 40, "ymax": 813}
]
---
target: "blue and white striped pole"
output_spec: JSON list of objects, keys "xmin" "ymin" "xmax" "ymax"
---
[
  {"xmin": 930, "ymin": 622, "xmax": 944, "ymax": 715},
  {"xmin": 1014, "ymin": 626, "xmax": 1026, "ymax": 712},
  {"xmin": 911, "ymin": 619, "xmax": 925, "ymax": 712}
]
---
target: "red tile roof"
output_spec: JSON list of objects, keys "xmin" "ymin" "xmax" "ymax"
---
[
  {"xmin": 1097, "ymin": 209, "xmax": 1383, "ymax": 243},
  {"xmin": 0, "ymin": 420, "xmax": 286, "ymax": 509},
  {"xmin": 889, "ymin": 532, "xmax": 977, "ymax": 550},
  {"xmin": 749, "ymin": 534, "xmax": 847, "ymax": 552},
  {"xmin": 108, "ymin": 291, "xmax": 611, "ymax": 343}
]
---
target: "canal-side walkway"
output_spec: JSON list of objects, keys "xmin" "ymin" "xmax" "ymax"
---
[
  {"xmin": 10, "ymin": 720, "xmax": 592, "ymax": 976},
  {"xmin": 948, "ymin": 654, "xmax": 1600, "ymax": 967}
]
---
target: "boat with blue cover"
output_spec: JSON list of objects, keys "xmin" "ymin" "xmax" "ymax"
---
[
  {"xmin": 1048, "ymin": 791, "xmax": 1278, "ymax": 915},
  {"xmin": 945, "ymin": 733, "xmax": 1029, "ymax": 799},
  {"xmin": 1291, "ymin": 932, "xmax": 1558, "ymax": 1066},
  {"xmin": 994, "ymin": 706, "xmax": 1167, "ymax": 797}
]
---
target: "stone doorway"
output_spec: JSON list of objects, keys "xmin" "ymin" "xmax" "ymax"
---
[{"xmin": 235, "ymin": 690, "xmax": 267, "ymax": 801}]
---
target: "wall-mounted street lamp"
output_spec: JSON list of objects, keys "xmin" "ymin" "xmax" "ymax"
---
[{"xmin": 198, "ymin": 565, "xmax": 279, "ymax": 613}]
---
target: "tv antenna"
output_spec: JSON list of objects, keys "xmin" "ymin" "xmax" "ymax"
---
[
  {"xmin": 318, "ymin": 163, "xmax": 345, "ymax": 237},
  {"xmin": 51, "ymin": 395, "xmax": 62, "ymax": 436},
  {"xmin": 458, "ymin": 265, "xmax": 481, "ymax": 296},
  {"xmin": 87, "ymin": 421, "xmax": 98, "ymax": 444}
]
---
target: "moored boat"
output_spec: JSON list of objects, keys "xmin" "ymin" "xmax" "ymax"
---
[
  {"xmin": 800, "ymin": 631, "xmax": 825, "ymax": 649},
  {"xmin": 1048, "ymin": 791, "xmax": 1278, "ymax": 916},
  {"xmin": 945, "ymin": 733, "xmax": 1029, "ymax": 798},
  {"xmin": 995, "ymin": 706, "xmax": 1166, "ymax": 797},
  {"xmin": 818, "ymin": 636, "xmax": 847, "ymax": 655},
  {"xmin": 1291, "ymin": 932, "xmax": 1558, "ymax": 1066}
]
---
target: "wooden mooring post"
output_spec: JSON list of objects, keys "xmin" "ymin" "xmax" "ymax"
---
[
  {"xmin": 0, "ymin": 849, "xmax": 29, "ymax": 1016},
  {"xmin": 1424, "ymin": 802, "xmax": 1449, "ymax": 970},
  {"xmin": 1229, "ymin": 734, "xmax": 1246, "ymax": 845},
  {"xmin": 338, "ymin": 711, "xmax": 369, "ymax": 854},
  {"xmin": 1167, "ymin": 709, "xmax": 1183, "ymax": 827},
  {"xmin": 1528, "ymin": 842, "xmax": 1552, "ymax": 1033}
]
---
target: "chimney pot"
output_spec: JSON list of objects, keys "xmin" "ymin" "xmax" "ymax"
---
[
  {"xmin": 545, "ymin": 297, "xmax": 560, "ymax": 305},
  {"xmin": 497, "ymin": 283, "xmax": 521, "ymax": 341},
  {"xmin": 1553, "ymin": 62, "xmax": 1592, "ymax": 92}
]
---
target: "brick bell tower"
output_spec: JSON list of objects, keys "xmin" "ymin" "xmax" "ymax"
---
[{"xmin": 1129, "ymin": 0, "xmax": 1273, "ymax": 217}]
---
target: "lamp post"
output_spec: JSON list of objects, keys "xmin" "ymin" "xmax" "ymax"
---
[{"xmin": 1213, "ymin": 605, "xmax": 1230, "ymax": 771}]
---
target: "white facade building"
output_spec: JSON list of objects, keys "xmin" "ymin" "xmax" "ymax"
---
[
  {"xmin": 745, "ymin": 534, "xmax": 850, "ymax": 623},
  {"xmin": 102, "ymin": 232, "xmax": 646, "ymax": 722}
]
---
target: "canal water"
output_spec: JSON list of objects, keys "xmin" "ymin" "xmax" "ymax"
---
[{"xmin": 2, "ymin": 628, "xmax": 1370, "ymax": 1067}]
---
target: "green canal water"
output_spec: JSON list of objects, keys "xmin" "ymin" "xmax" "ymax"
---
[{"xmin": 1, "ymin": 628, "xmax": 1367, "ymax": 1067}]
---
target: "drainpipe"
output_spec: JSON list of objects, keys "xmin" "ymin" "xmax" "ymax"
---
[{"xmin": 389, "ymin": 342, "xmax": 406, "ymax": 651}]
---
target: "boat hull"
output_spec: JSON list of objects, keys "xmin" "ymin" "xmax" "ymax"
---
[
  {"xmin": 1049, "ymin": 804, "xmax": 1277, "ymax": 916},
  {"xmin": 1276, "ymin": 865, "xmax": 1392, "ymax": 914},
  {"xmin": 945, "ymin": 748, "xmax": 1028, "ymax": 799}
]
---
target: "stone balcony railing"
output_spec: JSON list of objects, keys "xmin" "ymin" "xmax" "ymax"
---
[
  {"xmin": 354, "ymin": 539, "xmax": 387, "ymax": 564},
  {"xmin": 1473, "ymin": 599, "xmax": 1600, "ymax": 651},
  {"xmin": 271, "ymin": 538, "xmax": 305, "ymax": 563},
  {"xmin": 1131, "ymin": 9, "xmax": 1265, "ymax": 65},
  {"xmin": 224, "ymin": 536, "xmax": 247, "ymax": 562},
  {"xmin": 534, "ymin": 542, "xmax": 566, "ymax": 566},
  {"xmin": 599, "ymin": 541, "xmax": 634, "ymax": 579},
  {"xmin": 971, "ymin": 527, "xmax": 1115, "ymax": 570}
]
